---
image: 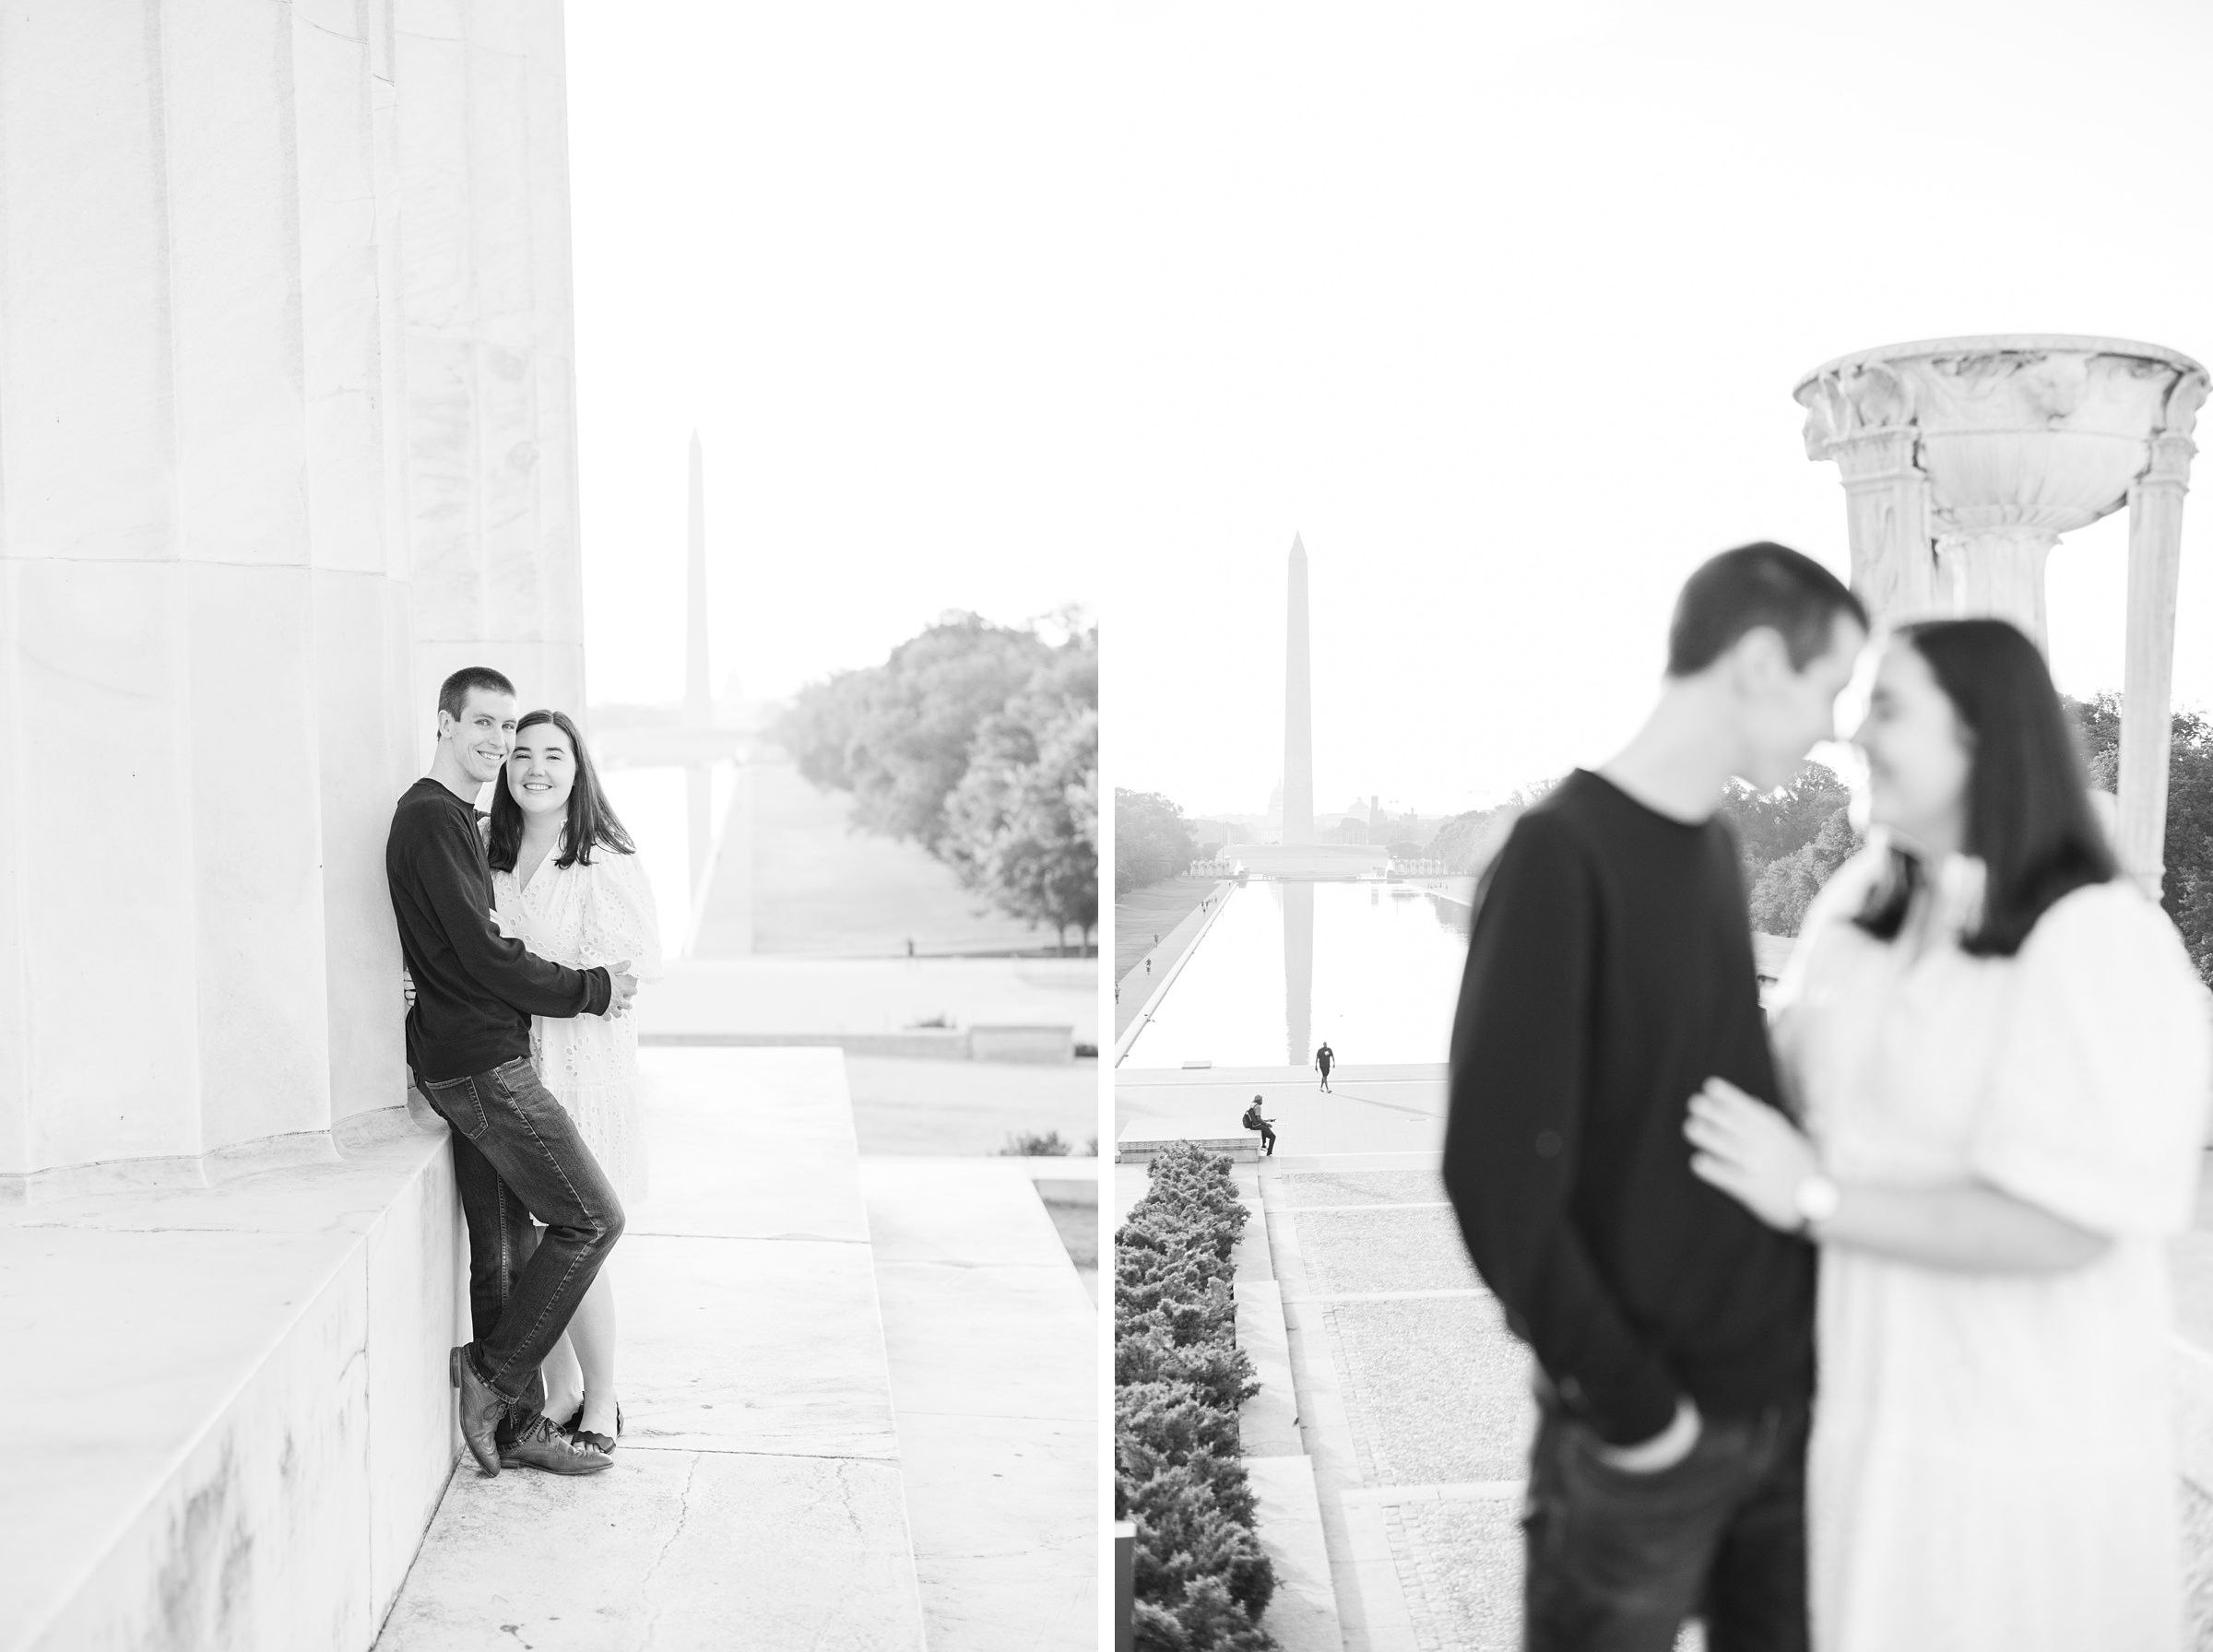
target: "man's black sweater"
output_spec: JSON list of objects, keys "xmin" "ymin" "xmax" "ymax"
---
[
  {"xmin": 386, "ymin": 777, "xmax": 612, "ymax": 1083},
  {"xmin": 1443, "ymin": 769, "xmax": 1814, "ymax": 1446}
]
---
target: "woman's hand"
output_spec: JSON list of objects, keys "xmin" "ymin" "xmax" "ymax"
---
[
  {"xmin": 1684, "ymin": 1077, "xmax": 1819, "ymax": 1232},
  {"xmin": 402, "ymin": 967, "xmax": 416, "ymax": 1011}
]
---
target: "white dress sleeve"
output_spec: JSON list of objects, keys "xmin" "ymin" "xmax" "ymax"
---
[
  {"xmin": 581, "ymin": 848, "xmax": 666, "ymax": 985},
  {"xmin": 1967, "ymin": 881, "xmax": 2213, "ymax": 1238},
  {"xmin": 1768, "ymin": 843, "xmax": 1889, "ymax": 1112},
  {"xmin": 490, "ymin": 867, "xmax": 521, "ymax": 943}
]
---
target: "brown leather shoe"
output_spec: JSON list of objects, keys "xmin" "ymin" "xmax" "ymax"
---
[
  {"xmin": 501, "ymin": 1411, "xmax": 613, "ymax": 1475},
  {"xmin": 449, "ymin": 1346, "xmax": 508, "ymax": 1476}
]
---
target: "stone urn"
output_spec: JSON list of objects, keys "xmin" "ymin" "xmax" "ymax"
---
[{"xmin": 1794, "ymin": 334, "xmax": 2208, "ymax": 896}]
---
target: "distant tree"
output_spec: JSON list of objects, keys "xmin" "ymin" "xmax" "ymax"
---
[
  {"xmin": 1195, "ymin": 841, "xmax": 1225, "ymax": 861},
  {"xmin": 1427, "ymin": 781, "xmax": 1559, "ymax": 876},
  {"xmin": 777, "ymin": 611, "xmax": 1096, "ymax": 950},
  {"xmin": 943, "ymin": 678, "xmax": 1098, "ymax": 954},
  {"xmin": 1386, "ymin": 840, "xmax": 1426, "ymax": 859},
  {"xmin": 1747, "ymin": 807, "xmax": 1862, "ymax": 937},
  {"xmin": 1717, "ymin": 762, "xmax": 1852, "ymax": 888},
  {"xmin": 1118, "ymin": 790, "xmax": 1198, "ymax": 892},
  {"xmin": 776, "ymin": 612, "xmax": 1060, "ymax": 855},
  {"xmin": 2069, "ymin": 692, "xmax": 2213, "ymax": 984}
]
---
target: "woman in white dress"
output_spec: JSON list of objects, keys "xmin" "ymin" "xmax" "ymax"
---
[
  {"xmin": 487, "ymin": 709, "xmax": 663, "ymax": 1456},
  {"xmin": 1686, "ymin": 618, "xmax": 2210, "ymax": 1652}
]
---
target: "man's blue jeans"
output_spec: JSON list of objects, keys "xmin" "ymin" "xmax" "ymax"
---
[
  {"xmin": 1521, "ymin": 1388, "xmax": 1810, "ymax": 1652},
  {"xmin": 417, "ymin": 1055, "xmax": 625, "ymax": 1409}
]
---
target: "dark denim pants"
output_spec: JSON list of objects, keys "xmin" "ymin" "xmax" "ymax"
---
[
  {"xmin": 417, "ymin": 1055, "xmax": 625, "ymax": 1410},
  {"xmin": 1522, "ymin": 1389, "xmax": 1809, "ymax": 1652}
]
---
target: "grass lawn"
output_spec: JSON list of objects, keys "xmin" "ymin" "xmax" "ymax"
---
[{"xmin": 1115, "ymin": 876, "xmax": 1219, "ymax": 984}]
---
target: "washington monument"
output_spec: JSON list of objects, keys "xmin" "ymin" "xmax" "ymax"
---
[{"xmin": 1284, "ymin": 534, "xmax": 1315, "ymax": 844}]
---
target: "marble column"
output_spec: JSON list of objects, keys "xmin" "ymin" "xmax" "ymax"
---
[
  {"xmin": 0, "ymin": 0, "xmax": 587, "ymax": 1193},
  {"xmin": 1283, "ymin": 535, "xmax": 1315, "ymax": 844},
  {"xmin": 1797, "ymin": 337, "xmax": 2207, "ymax": 892},
  {"xmin": 396, "ymin": 0, "xmax": 587, "ymax": 748},
  {"xmin": 2119, "ymin": 416, "xmax": 2203, "ymax": 896}
]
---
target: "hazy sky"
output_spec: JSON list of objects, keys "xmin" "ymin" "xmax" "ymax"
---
[
  {"xmin": 1107, "ymin": 0, "xmax": 2213, "ymax": 818},
  {"xmin": 565, "ymin": 5, "xmax": 1106, "ymax": 709}
]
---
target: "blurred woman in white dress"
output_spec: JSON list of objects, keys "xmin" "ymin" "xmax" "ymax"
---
[
  {"xmin": 487, "ymin": 709, "xmax": 663, "ymax": 1455},
  {"xmin": 1686, "ymin": 618, "xmax": 2211, "ymax": 1652}
]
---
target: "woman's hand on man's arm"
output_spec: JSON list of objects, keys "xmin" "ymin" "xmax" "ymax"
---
[{"xmin": 1686, "ymin": 1077, "xmax": 2111, "ymax": 1273}]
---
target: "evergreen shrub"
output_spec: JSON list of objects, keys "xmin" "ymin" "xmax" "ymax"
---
[{"xmin": 1115, "ymin": 1142, "xmax": 1277, "ymax": 1650}]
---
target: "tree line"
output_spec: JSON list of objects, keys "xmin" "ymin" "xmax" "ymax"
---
[
  {"xmin": 775, "ymin": 610, "xmax": 1097, "ymax": 953},
  {"xmin": 1423, "ymin": 698, "xmax": 2213, "ymax": 982}
]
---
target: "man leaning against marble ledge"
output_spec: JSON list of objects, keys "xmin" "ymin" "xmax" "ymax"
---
[{"xmin": 385, "ymin": 666, "xmax": 639, "ymax": 1479}]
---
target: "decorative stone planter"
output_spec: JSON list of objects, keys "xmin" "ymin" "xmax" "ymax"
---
[{"xmin": 1794, "ymin": 336, "xmax": 2209, "ymax": 896}]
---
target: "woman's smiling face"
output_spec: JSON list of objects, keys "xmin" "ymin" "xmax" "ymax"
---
[
  {"xmin": 506, "ymin": 722, "xmax": 577, "ymax": 819},
  {"xmin": 1854, "ymin": 639, "xmax": 1973, "ymax": 856}
]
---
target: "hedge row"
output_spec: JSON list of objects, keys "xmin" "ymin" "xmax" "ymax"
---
[{"xmin": 1115, "ymin": 1142, "xmax": 1278, "ymax": 1651}]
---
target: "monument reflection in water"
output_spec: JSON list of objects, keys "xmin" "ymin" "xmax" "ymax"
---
[{"xmin": 1120, "ymin": 880, "xmax": 1468, "ymax": 1070}]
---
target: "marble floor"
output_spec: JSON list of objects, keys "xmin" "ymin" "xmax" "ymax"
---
[
  {"xmin": 373, "ymin": 1048, "xmax": 928, "ymax": 1651},
  {"xmin": 1252, "ymin": 1148, "xmax": 2213, "ymax": 1652},
  {"xmin": 860, "ymin": 1158, "xmax": 1097, "ymax": 1651},
  {"xmin": 374, "ymin": 1054, "xmax": 1099, "ymax": 1651}
]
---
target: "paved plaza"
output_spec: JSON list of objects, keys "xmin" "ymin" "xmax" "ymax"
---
[
  {"xmin": 1120, "ymin": 1076, "xmax": 2213, "ymax": 1649},
  {"xmin": 377, "ymin": 1049, "xmax": 1095, "ymax": 1651}
]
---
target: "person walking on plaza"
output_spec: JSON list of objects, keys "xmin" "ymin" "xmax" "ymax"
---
[
  {"xmin": 388, "ymin": 667, "xmax": 638, "ymax": 1478},
  {"xmin": 1314, "ymin": 1040, "xmax": 1335, "ymax": 1092},
  {"xmin": 1687, "ymin": 620, "xmax": 2211, "ymax": 1652},
  {"xmin": 1444, "ymin": 543, "xmax": 1866, "ymax": 1650},
  {"xmin": 489, "ymin": 709, "xmax": 663, "ymax": 1458},
  {"xmin": 1242, "ymin": 1095, "xmax": 1277, "ymax": 1156}
]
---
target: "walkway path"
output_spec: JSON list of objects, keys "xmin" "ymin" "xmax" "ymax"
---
[
  {"xmin": 1248, "ymin": 1139, "xmax": 2213, "ymax": 1649},
  {"xmin": 376, "ymin": 1048, "xmax": 925, "ymax": 1650},
  {"xmin": 861, "ymin": 1159, "xmax": 1095, "ymax": 1648},
  {"xmin": 376, "ymin": 1048, "xmax": 1095, "ymax": 1650}
]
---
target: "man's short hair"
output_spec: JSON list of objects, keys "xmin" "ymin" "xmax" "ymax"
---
[
  {"xmin": 438, "ymin": 666, "xmax": 516, "ymax": 723},
  {"xmin": 1666, "ymin": 542, "xmax": 1868, "ymax": 678}
]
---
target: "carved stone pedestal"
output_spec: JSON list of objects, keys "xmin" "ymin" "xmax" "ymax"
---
[{"xmin": 1795, "ymin": 336, "xmax": 2209, "ymax": 896}]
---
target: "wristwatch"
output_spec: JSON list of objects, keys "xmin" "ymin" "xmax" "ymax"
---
[{"xmin": 1792, "ymin": 1173, "xmax": 1841, "ymax": 1232}]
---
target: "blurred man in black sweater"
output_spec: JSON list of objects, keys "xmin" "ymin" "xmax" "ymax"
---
[{"xmin": 1444, "ymin": 545, "xmax": 1865, "ymax": 1650}]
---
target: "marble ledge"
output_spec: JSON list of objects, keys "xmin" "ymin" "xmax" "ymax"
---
[{"xmin": 0, "ymin": 1111, "xmax": 445, "ymax": 1233}]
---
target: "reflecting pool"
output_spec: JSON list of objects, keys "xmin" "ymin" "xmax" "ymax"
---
[{"xmin": 1120, "ymin": 880, "xmax": 1470, "ymax": 1068}]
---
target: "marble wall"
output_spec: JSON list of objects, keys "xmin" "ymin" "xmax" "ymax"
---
[{"xmin": 0, "ymin": 0, "xmax": 586, "ymax": 1188}]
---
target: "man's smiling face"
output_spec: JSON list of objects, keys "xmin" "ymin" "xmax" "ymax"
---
[{"xmin": 440, "ymin": 687, "xmax": 518, "ymax": 786}]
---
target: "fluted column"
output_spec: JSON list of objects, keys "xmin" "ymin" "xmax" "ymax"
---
[
  {"xmin": 1825, "ymin": 426, "xmax": 1939, "ymax": 623},
  {"xmin": 2118, "ymin": 421, "xmax": 2202, "ymax": 896},
  {"xmin": 1931, "ymin": 527, "xmax": 2055, "ymax": 646},
  {"xmin": 396, "ymin": 0, "xmax": 588, "ymax": 744},
  {"xmin": 0, "ymin": 0, "xmax": 586, "ymax": 1193}
]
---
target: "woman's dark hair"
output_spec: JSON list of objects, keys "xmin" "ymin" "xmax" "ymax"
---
[
  {"xmin": 1854, "ymin": 618, "xmax": 2114, "ymax": 957},
  {"xmin": 487, "ymin": 709, "xmax": 635, "ymax": 873}
]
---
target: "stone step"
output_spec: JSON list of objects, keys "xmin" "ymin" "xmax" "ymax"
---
[
  {"xmin": 373, "ymin": 1048, "xmax": 927, "ymax": 1651},
  {"xmin": 0, "ymin": 1120, "xmax": 463, "ymax": 1652},
  {"xmin": 859, "ymin": 1157, "xmax": 1096, "ymax": 1650},
  {"xmin": 1115, "ymin": 1119, "xmax": 1265, "ymax": 1163}
]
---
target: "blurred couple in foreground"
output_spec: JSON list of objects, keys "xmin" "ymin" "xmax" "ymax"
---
[{"xmin": 1447, "ymin": 543, "xmax": 2208, "ymax": 1651}]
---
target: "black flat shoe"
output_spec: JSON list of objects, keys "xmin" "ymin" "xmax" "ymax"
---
[{"xmin": 561, "ymin": 1400, "xmax": 624, "ymax": 1450}]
